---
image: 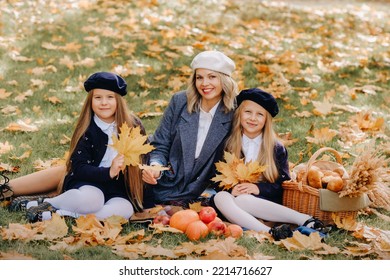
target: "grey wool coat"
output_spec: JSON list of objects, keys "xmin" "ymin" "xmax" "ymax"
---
[{"xmin": 148, "ymin": 91, "xmax": 234, "ymax": 203}]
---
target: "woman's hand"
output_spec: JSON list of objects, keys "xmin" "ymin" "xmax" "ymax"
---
[
  {"xmin": 231, "ymin": 182, "xmax": 260, "ymax": 196},
  {"xmin": 110, "ymin": 154, "xmax": 125, "ymax": 179},
  {"xmin": 142, "ymin": 168, "xmax": 161, "ymax": 185}
]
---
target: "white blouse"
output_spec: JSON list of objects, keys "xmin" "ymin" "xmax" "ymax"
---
[
  {"xmin": 195, "ymin": 101, "xmax": 220, "ymax": 158},
  {"xmin": 242, "ymin": 134, "xmax": 262, "ymax": 163},
  {"xmin": 93, "ymin": 115, "xmax": 118, "ymax": 168}
]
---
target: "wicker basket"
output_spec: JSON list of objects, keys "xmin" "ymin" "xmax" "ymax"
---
[{"xmin": 282, "ymin": 180, "xmax": 357, "ymax": 225}]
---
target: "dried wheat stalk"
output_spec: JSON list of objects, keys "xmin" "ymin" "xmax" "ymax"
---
[{"xmin": 339, "ymin": 144, "xmax": 389, "ymax": 199}]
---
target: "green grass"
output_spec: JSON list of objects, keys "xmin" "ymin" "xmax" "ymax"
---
[{"xmin": 0, "ymin": 0, "xmax": 389, "ymax": 260}]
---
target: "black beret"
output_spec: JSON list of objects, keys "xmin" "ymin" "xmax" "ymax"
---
[
  {"xmin": 84, "ymin": 72, "xmax": 127, "ymax": 96},
  {"xmin": 236, "ymin": 88, "xmax": 279, "ymax": 117}
]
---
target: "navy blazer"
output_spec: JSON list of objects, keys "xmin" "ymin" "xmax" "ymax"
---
[
  {"xmin": 149, "ymin": 91, "xmax": 234, "ymax": 203},
  {"xmin": 253, "ymin": 142, "xmax": 290, "ymax": 204},
  {"xmin": 62, "ymin": 116, "xmax": 146, "ymax": 205},
  {"xmin": 211, "ymin": 142, "xmax": 291, "ymax": 207}
]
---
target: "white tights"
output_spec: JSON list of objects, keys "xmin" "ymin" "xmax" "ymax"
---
[
  {"xmin": 214, "ymin": 191, "xmax": 311, "ymax": 232},
  {"xmin": 45, "ymin": 185, "xmax": 134, "ymax": 220}
]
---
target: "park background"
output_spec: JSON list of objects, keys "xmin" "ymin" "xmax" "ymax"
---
[{"xmin": 0, "ymin": 0, "xmax": 389, "ymax": 260}]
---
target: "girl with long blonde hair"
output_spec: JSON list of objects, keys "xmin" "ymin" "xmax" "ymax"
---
[
  {"xmin": 214, "ymin": 88, "xmax": 328, "ymax": 240},
  {"xmin": 25, "ymin": 72, "xmax": 145, "ymax": 222}
]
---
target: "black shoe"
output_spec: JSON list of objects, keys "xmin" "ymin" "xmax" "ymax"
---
[
  {"xmin": 0, "ymin": 173, "xmax": 13, "ymax": 201},
  {"xmin": 26, "ymin": 202, "xmax": 56, "ymax": 223},
  {"xmin": 269, "ymin": 224, "xmax": 293, "ymax": 241},
  {"xmin": 9, "ymin": 195, "xmax": 47, "ymax": 212},
  {"xmin": 303, "ymin": 217, "xmax": 332, "ymax": 234}
]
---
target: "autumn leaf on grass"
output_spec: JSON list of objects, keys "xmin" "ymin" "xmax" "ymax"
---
[
  {"xmin": 312, "ymin": 100, "xmax": 333, "ymax": 116},
  {"xmin": 211, "ymin": 151, "xmax": 266, "ymax": 190},
  {"xmin": 0, "ymin": 141, "xmax": 13, "ymax": 154},
  {"xmin": 0, "ymin": 251, "xmax": 35, "ymax": 260},
  {"xmin": 4, "ymin": 119, "xmax": 38, "ymax": 132},
  {"xmin": 305, "ymin": 127, "xmax": 338, "ymax": 145},
  {"xmin": 280, "ymin": 231, "xmax": 340, "ymax": 254},
  {"xmin": 36, "ymin": 213, "xmax": 68, "ymax": 240},
  {"xmin": 332, "ymin": 213, "xmax": 359, "ymax": 231},
  {"xmin": 110, "ymin": 123, "xmax": 154, "ymax": 168},
  {"xmin": 350, "ymin": 111, "xmax": 384, "ymax": 132}
]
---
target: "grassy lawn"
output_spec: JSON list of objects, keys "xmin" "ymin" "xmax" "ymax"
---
[{"xmin": 0, "ymin": 0, "xmax": 389, "ymax": 260}]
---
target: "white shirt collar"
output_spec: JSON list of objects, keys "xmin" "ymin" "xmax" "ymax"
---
[
  {"xmin": 242, "ymin": 134, "xmax": 262, "ymax": 145},
  {"xmin": 200, "ymin": 100, "xmax": 220, "ymax": 117},
  {"xmin": 242, "ymin": 134, "xmax": 262, "ymax": 163},
  {"xmin": 93, "ymin": 114, "xmax": 116, "ymax": 136}
]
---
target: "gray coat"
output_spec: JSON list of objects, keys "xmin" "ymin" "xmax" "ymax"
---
[{"xmin": 148, "ymin": 91, "xmax": 234, "ymax": 203}]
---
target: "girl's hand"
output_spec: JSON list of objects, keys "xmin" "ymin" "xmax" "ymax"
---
[
  {"xmin": 110, "ymin": 154, "xmax": 125, "ymax": 179},
  {"xmin": 231, "ymin": 182, "xmax": 260, "ymax": 196},
  {"xmin": 142, "ymin": 168, "xmax": 161, "ymax": 185}
]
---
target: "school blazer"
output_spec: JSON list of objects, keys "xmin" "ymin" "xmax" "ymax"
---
[
  {"xmin": 149, "ymin": 91, "xmax": 234, "ymax": 203},
  {"xmin": 253, "ymin": 143, "xmax": 291, "ymax": 205},
  {"xmin": 62, "ymin": 115, "xmax": 145, "ymax": 203}
]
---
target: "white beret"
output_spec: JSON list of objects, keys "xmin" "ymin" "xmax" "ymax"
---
[{"xmin": 190, "ymin": 50, "xmax": 235, "ymax": 76}]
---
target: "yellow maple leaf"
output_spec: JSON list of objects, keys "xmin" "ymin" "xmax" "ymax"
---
[
  {"xmin": 211, "ymin": 151, "xmax": 266, "ymax": 190},
  {"xmin": 110, "ymin": 123, "xmax": 155, "ymax": 167},
  {"xmin": 305, "ymin": 127, "xmax": 338, "ymax": 145},
  {"xmin": 189, "ymin": 201, "xmax": 203, "ymax": 212}
]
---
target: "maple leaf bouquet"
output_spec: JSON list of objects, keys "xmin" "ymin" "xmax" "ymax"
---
[
  {"xmin": 211, "ymin": 151, "xmax": 267, "ymax": 190},
  {"xmin": 109, "ymin": 123, "xmax": 154, "ymax": 169}
]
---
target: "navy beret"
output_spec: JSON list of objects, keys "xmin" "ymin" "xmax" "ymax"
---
[
  {"xmin": 84, "ymin": 72, "xmax": 127, "ymax": 96},
  {"xmin": 237, "ymin": 88, "xmax": 279, "ymax": 117}
]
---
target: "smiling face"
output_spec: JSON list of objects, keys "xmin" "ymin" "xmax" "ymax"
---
[
  {"xmin": 195, "ymin": 68, "xmax": 223, "ymax": 110},
  {"xmin": 239, "ymin": 100, "xmax": 267, "ymax": 139},
  {"xmin": 91, "ymin": 88, "xmax": 117, "ymax": 123}
]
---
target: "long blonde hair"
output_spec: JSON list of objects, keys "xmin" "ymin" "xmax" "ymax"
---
[
  {"xmin": 186, "ymin": 71, "xmax": 238, "ymax": 113},
  {"xmin": 58, "ymin": 90, "xmax": 144, "ymax": 210},
  {"xmin": 225, "ymin": 103, "xmax": 279, "ymax": 183}
]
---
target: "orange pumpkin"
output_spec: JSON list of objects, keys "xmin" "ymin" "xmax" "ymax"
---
[
  {"xmin": 185, "ymin": 220, "xmax": 209, "ymax": 241},
  {"xmin": 169, "ymin": 209, "xmax": 199, "ymax": 232},
  {"xmin": 224, "ymin": 224, "xmax": 243, "ymax": 238}
]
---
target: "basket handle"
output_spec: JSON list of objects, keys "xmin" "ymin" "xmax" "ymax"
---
[{"xmin": 306, "ymin": 147, "xmax": 342, "ymax": 171}]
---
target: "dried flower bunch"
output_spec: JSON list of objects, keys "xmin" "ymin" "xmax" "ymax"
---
[
  {"xmin": 339, "ymin": 144, "xmax": 389, "ymax": 198},
  {"xmin": 211, "ymin": 151, "xmax": 267, "ymax": 190}
]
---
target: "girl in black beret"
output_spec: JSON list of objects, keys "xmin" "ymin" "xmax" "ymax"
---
[
  {"xmin": 213, "ymin": 88, "xmax": 328, "ymax": 240},
  {"xmin": 21, "ymin": 72, "xmax": 147, "ymax": 222}
]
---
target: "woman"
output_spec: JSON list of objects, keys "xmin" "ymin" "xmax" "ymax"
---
[{"xmin": 142, "ymin": 50, "xmax": 239, "ymax": 207}]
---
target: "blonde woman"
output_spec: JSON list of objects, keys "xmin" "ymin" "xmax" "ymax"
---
[
  {"xmin": 25, "ymin": 72, "xmax": 145, "ymax": 222},
  {"xmin": 213, "ymin": 88, "xmax": 328, "ymax": 240},
  {"xmin": 142, "ymin": 50, "xmax": 239, "ymax": 207}
]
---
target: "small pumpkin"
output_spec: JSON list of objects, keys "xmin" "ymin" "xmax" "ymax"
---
[
  {"xmin": 224, "ymin": 224, "xmax": 243, "ymax": 238},
  {"xmin": 169, "ymin": 209, "xmax": 199, "ymax": 232},
  {"xmin": 185, "ymin": 220, "xmax": 209, "ymax": 241}
]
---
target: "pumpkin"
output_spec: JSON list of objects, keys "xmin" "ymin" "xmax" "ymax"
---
[
  {"xmin": 224, "ymin": 224, "xmax": 243, "ymax": 238},
  {"xmin": 169, "ymin": 209, "xmax": 199, "ymax": 232},
  {"xmin": 185, "ymin": 220, "xmax": 209, "ymax": 241}
]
